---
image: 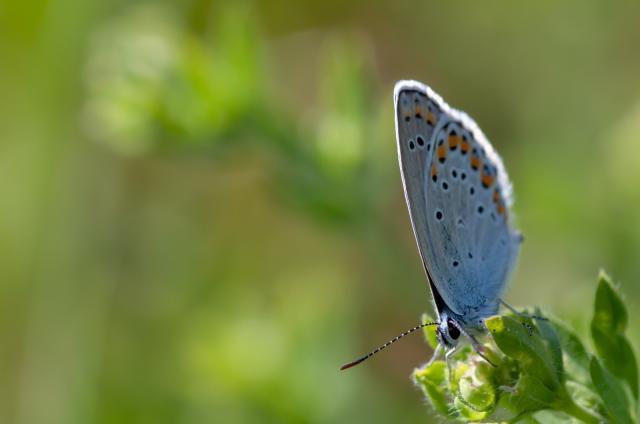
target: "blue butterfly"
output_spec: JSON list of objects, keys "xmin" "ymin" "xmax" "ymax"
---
[{"xmin": 341, "ymin": 81, "xmax": 523, "ymax": 370}]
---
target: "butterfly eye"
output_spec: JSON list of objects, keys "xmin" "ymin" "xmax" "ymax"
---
[{"xmin": 447, "ymin": 321, "xmax": 461, "ymax": 340}]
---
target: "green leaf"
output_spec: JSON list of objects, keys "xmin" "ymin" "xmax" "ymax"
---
[
  {"xmin": 506, "ymin": 373, "xmax": 557, "ymax": 412},
  {"xmin": 413, "ymin": 361, "xmax": 451, "ymax": 416},
  {"xmin": 532, "ymin": 410, "xmax": 578, "ymax": 423},
  {"xmin": 590, "ymin": 272, "xmax": 638, "ymax": 398},
  {"xmin": 535, "ymin": 310, "xmax": 564, "ymax": 380},
  {"xmin": 593, "ymin": 271, "xmax": 627, "ymax": 331},
  {"xmin": 564, "ymin": 381, "xmax": 605, "ymax": 421},
  {"xmin": 486, "ymin": 315, "xmax": 561, "ymax": 390},
  {"xmin": 590, "ymin": 356, "xmax": 636, "ymax": 424},
  {"xmin": 551, "ymin": 319, "xmax": 590, "ymax": 385}
]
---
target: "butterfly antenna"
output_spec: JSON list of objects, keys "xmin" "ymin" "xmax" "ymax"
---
[{"xmin": 339, "ymin": 322, "xmax": 439, "ymax": 371}]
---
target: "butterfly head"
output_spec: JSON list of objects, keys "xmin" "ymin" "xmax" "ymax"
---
[{"xmin": 435, "ymin": 312, "xmax": 461, "ymax": 348}]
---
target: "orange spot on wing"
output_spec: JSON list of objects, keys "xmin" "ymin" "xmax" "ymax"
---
[
  {"xmin": 497, "ymin": 203, "xmax": 506, "ymax": 216},
  {"xmin": 427, "ymin": 111, "xmax": 436, "ymax": 125},
  {"xmin": 493, "ymin": 189, "xmax": 500, "ymax": 203},
  {"xmin": 431, "ymin": 164, "xmax": 438, "ymax": 179},
  {"xmin": 448, "ymin": 134, "xmax": 460, "ymax": 150},
  {"xmin": 414, "ymin": 105, "xmax": 423, "ymax": 118},
  {"xmin": 460, "ymin": 139, "xmax": 470, "ymax": 153},
  {"xmin": 470, "ymin": 155, "xmax": 480, "ymax": 170},
  {"xmin": 437, "ymin": 145, "xmax": 447, "ymax": 163},
  {"xmin": 481, "ymin": 173, "xmax": 494, "ymax": 188}
]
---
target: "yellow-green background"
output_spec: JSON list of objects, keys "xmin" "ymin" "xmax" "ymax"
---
[{"xmin": 1, "ymin": 1, "xmax": 639, "ymax": 422}]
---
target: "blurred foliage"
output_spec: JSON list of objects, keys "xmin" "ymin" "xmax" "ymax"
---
[
  {"xmin": 84, "ymin": 4, "xmax": 264, "ymax": 153},
  {"xmin": 83, "ymin": 3, "xmax": 380, "ymax": 225},
  {"xmin": 415, "ymin": 272, "xmax": 638, "ymax": 423},
  {"xmin": 2, "ymin": 0, "xmax": 640, "ymax": 423}
]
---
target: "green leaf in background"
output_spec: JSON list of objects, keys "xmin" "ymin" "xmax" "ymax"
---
[
  {"xmin": 84, "ymin": 3, "xmax": 267, "ymax": 154},
  {"xmin": 590, "ymin": 271, "xmax": 639, "ymax": 399},
  {"xmin": 590, "ymin": 356, "xmax": 636, "ymax": 424}
]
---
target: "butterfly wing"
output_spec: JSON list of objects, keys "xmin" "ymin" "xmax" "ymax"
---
[
  {"xmin": 394, "ymin": 80, "xmax": 520, "ymax": 320},
  {"xmin": 394, "ymin": 81, "xmax": 447, "ymax": 312}
]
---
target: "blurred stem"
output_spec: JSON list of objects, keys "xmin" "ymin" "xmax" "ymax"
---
[{"xmin": 556, "ymin": 398, "xmax": 601, "ymax": 424}]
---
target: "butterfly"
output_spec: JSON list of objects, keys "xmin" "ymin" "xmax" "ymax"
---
[{"xmin": 341, "ymin": 80, "xmax": 522, "ymax": 370}]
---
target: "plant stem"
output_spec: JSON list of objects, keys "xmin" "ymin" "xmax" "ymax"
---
[{"xmin": 558, "ymin": 398, "xmax": 601, "ymax": 424}]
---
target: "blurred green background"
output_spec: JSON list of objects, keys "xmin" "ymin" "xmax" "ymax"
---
[{"xmin": 2, "ymin": 1, "xmax": 640, "ymax": 422}]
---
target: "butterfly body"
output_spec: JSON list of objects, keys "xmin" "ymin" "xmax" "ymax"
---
[{"xmin": 394, "ymin": 80, "xmax": 521, "ymax": 351}]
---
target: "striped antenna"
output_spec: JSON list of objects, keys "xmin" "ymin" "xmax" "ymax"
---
[{"xmin": 339, "ymin": 321, "xmax": 439, "ymax": 371}]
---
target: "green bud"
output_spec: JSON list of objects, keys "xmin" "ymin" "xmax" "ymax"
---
[
  {"xmin": 458, "ymin": 372, "xmax": 496, "ymax": 412},
  {"xmin": 453, "ymin": 396, "xmax": 490, "ymax": 422}
]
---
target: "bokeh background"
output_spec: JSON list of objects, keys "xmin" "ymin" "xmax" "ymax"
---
[{"xmin": 2, "ymin": 1, "xmax": 640, "ymax": 422}]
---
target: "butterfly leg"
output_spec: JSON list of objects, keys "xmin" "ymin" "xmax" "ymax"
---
[
  {"xmin": 468, "ymin": 336, "xmax": 496, "ymax": 367},
  {"xmin": 500, "ymin": 299, "xmax": 547, "ymax": 320},
  {"xmin": 444, "ymin": 344, "xmax": 460, "ymax": 382},
  {"xmin": 426, "ymin": 343, "xmax": 443, "ymax": 367},
  {"xmin": 448, "ymin": 319, "xmax": 496, "ymax": 367},
  {"xmin": 499, "ymin": 299, "xmax": 547, "ymax": 336},
  {"xmin": 500, "ymin": 299, "xmax": 549, "ymax": 321}
]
